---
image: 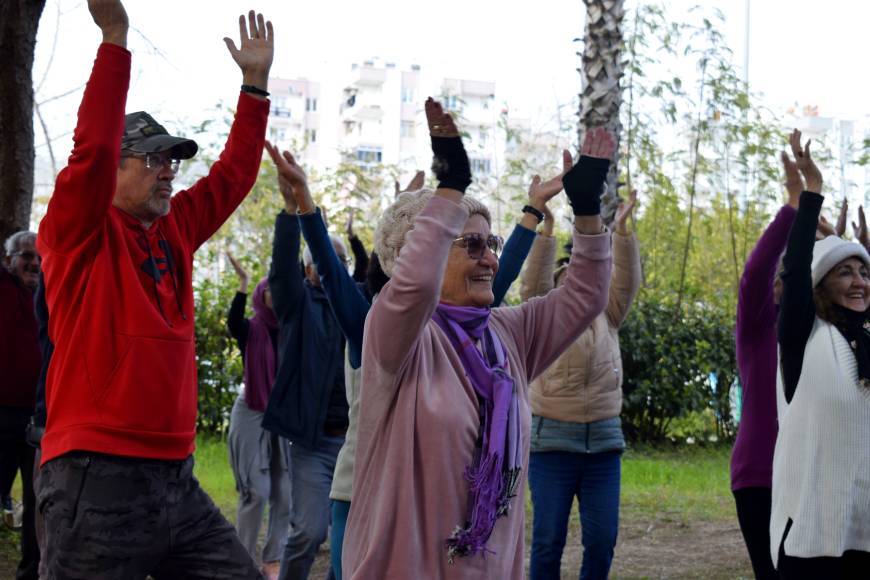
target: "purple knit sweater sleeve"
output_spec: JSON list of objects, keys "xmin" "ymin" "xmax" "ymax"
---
[
  {"xmin": 731, "ymin": 204, "xmax": 796, "ymax": 491},
  {"xmin": 736, "ymin": 205, "xmax": 797, "ymax": 342}
]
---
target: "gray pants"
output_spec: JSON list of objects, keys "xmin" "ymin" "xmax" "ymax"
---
[
  {"xmin": 36, "ymin": 452, "xmax": 261, "ymax": 580},
  {"xmin": 229, "ymin": 396, "xmax": 292, "ymax": 564}
]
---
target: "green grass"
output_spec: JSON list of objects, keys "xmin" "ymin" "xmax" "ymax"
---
[{"xmin": 190, "ymin": 436, "xmax": 735, "ymax": 524}]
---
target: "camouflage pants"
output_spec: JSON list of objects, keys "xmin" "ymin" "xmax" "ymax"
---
[{"xmin": 36, "ymin": 452, "xmax": 262, "ymax": 580}]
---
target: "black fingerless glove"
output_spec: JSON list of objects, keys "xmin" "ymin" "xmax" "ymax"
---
[
  {"xmin": 562, "ymin": 156, "xmax": 611, "ymax": 216},
  {"xmin": 431, "ymin": 136, "xmax": 472, "ymax": 193}
]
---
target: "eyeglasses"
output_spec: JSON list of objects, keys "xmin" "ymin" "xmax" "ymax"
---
[
  {"xmin": 122, "ymin": 152, "xmax": 181, "ymax": 173},
  {"xmin": 12, "ymin": 250, "xmax": 41, "ymax": 263},
  {"xmin": 452, "ymin": 233, "xmax": 503, "ymax": 260}
]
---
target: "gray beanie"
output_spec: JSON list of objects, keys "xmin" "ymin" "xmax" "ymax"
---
[
  {"xmin": 374, "ymin": 188, "xmax": 491, "ymax": 277},
  {"xmin": 811, "ymin": 235, "xmax": 870, "ymax": 287}
]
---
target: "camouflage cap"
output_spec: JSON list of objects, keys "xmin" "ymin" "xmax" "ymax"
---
[{"xmin": 121, "ymin": 112, "xmax": 198, "ymax": 159}]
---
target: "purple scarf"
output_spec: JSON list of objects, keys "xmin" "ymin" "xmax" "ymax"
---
[
  {"xmin": 244, "ymin": 278, "xmax": 278, "ymax": 412},
  {"xmin": 433, "ymin": 303, "xmax": 523, "ymax": 562}
]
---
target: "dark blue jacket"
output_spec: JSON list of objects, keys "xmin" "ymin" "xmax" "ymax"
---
[
  {"xmin": 303, "ymin": 210, "xmax": 537, "ymax": 371},
  {"xmin": 262, "ymin": 211, "xmax": 347, "ymax": 450}
]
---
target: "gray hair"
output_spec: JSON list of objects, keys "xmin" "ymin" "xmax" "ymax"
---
[
  {"xmin": 374, "ymin": 188, "xmax": 491, "ymax": 277},
  {"xmin": 4, "ymin": 231, "xmax": 36, "ymax": 257},
  {"xmin": 302, "ymin": 235, "xmax": 348, "ymax": 268}
]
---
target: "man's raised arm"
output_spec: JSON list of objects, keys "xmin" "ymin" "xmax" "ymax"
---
[{"xmin": 38, "ymin": 0, "xmax": 130, "ymax": 254}]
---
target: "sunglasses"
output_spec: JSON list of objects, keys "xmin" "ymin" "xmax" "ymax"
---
[{"xmin": 452, "ymin": 233, "xmax": 503, "ymax": 260}]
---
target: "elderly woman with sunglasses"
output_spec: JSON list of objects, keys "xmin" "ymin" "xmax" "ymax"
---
[{"xmin": 342, "ymin": 98, "xmax": 614, "ymax": 580}]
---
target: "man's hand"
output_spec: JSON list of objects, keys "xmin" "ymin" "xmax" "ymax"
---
[
  {"xmin": 788, "ymin": 129, "xmax": 823, "ymax": 194},
  {"xmin": 425, "ymin": 98, "xmax": 460, "ymax": 138},
  {"xmin": 265, "ymin": 141, "xmax": 313, "ymax": 214},
  {"xmin": 88, "ymin": 0, "xmax": 128, "ymax": 47},
  {"xmin": 853, "ymin": 205, "xmax": 870, "ymax": 250},
  {"xmin": 224, "ymin": 11, "xmax": 274, "ymax": 93},
  {"xmin": 781, "ymin": 150, "xmax": 802, "ymax": 208},
  {"xmin": 227, "ymin": 251, "xmax": 250, "ymax": 293},
  {"xmin": 614, "ymin": 190, "xmax": 638, "ymax": 235}
]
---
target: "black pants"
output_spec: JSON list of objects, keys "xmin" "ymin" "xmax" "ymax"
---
[
  {"xmin": 777, "ymin": 519, "xmax": 870, "ymax": 579},
  {"xmin": 0, "ymin": 407, "xmax": 40, "ymax": 580},
  {"xmin": 37, "ymin": 452, "xmax": 262, "ymax": 580},
  {"xmin": 733, "ymin": 487, "xmax": 777, "ymax": 580}
]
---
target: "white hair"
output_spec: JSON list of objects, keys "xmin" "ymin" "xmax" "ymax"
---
[
  {"xmin": 374, "ymin": 188, "xmax": 491, "ymax": 277},
  {"xmin": 4, "ymin": 231, "xmax": 36, "ymax": 257},
  {"xmin": 303, "ymin": 235, "xmax": 348, "ymax": 269}
]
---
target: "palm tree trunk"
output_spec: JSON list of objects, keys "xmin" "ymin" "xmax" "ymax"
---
[{"xmin": 578, "ymin": 0, "xmax": 627, "ymax": 225}]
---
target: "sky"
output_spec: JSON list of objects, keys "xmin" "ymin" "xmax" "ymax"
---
[{"xmin": 30, "ymin": 0, "xmax": 870, "ymax": 176}]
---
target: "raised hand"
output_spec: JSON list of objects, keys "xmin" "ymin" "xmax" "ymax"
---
[
  {"xmin": 788, "ymin": 129, "xmax": 823, "ymax": 194},
  {"xmin": 227, "ymin": 251, "xmax": 250, "ymax": 292},
  {"xmin": 425, "ymin": 98, "xmax": 460, "ymax": 137},
  {"xmin": 425, "ymin": 97, "xmax": 471, "ymax": 195},
  {"xmin": 265, "ymin": 141, "xmax": 313, "ymax": 214},
  {"xmin": 781, "ymin": 150, "xmax": 802, "ymax": 208},
  {"xmin": 581, "ymin": 127, "xmax": 617, "ymax": 161},
  {"xmin": 529, "ymin": 150, "xmax": 574, "ymax": 209},
  {"xmin": 835, "ymin": 199, "xmax": 849, "ymax": 237},
  {"xmin": 224, "ymin": 11, "xmax": 274, "ymax": 92},
  {"xmin": 614, "ymin": 190, "xmax": 638, "ymax": 235},
  {"xmin": 853, "ymin": 205, "xmax": 870, "ymax": 250},
  {"xmin": 346, "ymin": 213, "xmax": 355, "ymax": 238},
  {"xmin": 88, "ymin": 0, "xmax": 128, "ymax": 47},
  {"xmin": 562, "ymin": 127, "xmax": 615, "ymax": 221},
  {"xmin": 817, "ymin": 215, "xmax": 836, "ymax": 240}
]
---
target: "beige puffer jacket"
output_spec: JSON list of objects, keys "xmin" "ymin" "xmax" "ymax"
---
[{"xmin": 521, "ymin": 231, "xmax": 641, "ymax": 423}]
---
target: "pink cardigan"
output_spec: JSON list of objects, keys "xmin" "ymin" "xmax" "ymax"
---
[{"xmin": 344, "ymin": 196, "xmax": 612, "ymax": 579}]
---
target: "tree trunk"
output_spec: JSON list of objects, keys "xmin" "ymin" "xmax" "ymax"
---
[
  {"xmin": 578, "ymin": 0, "xmax": 626, "ymax": 225},
  {"xmin": 0, "ymin": 0, "xmax": 46, "ymax": 244}
]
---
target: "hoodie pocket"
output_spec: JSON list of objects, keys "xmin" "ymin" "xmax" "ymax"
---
[{"xmin": 95, "ymin": 335, "xmax": 196, "ymax": 432}]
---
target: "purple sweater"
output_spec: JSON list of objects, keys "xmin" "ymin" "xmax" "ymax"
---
[{"xmin": 731, "ymin": 204, "xmax": 796, "ymax": 491}]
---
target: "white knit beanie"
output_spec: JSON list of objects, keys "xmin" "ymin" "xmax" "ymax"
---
[
  {"xmin": 811, "ymin": 235, "xmax": 870, "ymax": 287},
  {"xmin": 374, "ymin": 188, "xmax": 491, "ymax": 277}
]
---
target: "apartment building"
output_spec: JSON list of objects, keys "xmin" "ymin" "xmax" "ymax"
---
[{"xmin": 267, "ymin": 77, "xmax": 323, "ymax": 165}]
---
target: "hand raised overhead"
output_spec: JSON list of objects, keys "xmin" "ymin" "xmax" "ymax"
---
[
  {"xmin": 528, "ymin": 149, "xmax": 574, "ymax": 209},
  {"xmin": 224, "ymin": 10, "xmax": 274, "ymax": 92},
  {"xmin": 425, "ymin": 98, "xmax": 460, "ymax": 138},
  {"xmin": 780, "ymin": 151, "xmax": 802, "ymax": 208},
  {"xmin": 265, "ymin": 141, "xmax": 313, "ymax": 214},
  {"xmin": 88, "ymin": 0, "xmax": 128, "ymax": 46},
  {"xmin": 614, "ymin": 190, "xmax": 638, "ymax": 235},
  {"xmin": 853, "ymin": 205, "xmax": 870, "ymax": 250},
  {"xmin": 580, "ymin": 127, "xmax": 617, "ymax": 161},
  {"xmin": 787, "ymin": 129, "xmax": 823, "ymax": 194}
]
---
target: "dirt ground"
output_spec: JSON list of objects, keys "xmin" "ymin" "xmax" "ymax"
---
[
  {"xmin": 2, "ymin": 505, "xmax": 752, "ymax": 579},
  {"xmin": 299, "ymin": 508, "xmax": 753, "ymax": 579}
]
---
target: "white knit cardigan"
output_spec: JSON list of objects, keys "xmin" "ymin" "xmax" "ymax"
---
[{"xmin": 771, "ymin": 318, "xmax": 870, "ymax": 566}]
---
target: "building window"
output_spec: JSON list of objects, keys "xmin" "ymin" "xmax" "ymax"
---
[
  {"xmin": 401, "ymin": 88, "xmax": 415, "ymax": 104},
  {"xmin": 305, "ymin": 97, "xmax": 318, "ymax": 112},
  {"xmin": 271, "ymin": 105, "xmax": 291, "ymax": 118},
  {"xmin": 445, "ymin": 95, "xmax": 459, "ymax": 110},
  {"xmin": 306, "ymin": 129, "xmax": 317, "ymax": 143},
  {"xmin": 470, "ymin": 158, "xmax": 491, "ymax": 175},
  {"xmin": 356, "ymin": 147, "xmax": 383, "ymax": 165},
  {"xmin": 478, "ymin": 127, "xmax": 488, "ymax": 147},
  {"xmin": 401, "ymin": 121, "xmax": 415, "ymax": 138}
]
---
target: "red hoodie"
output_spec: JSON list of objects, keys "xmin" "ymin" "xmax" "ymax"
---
[{"xmin": 36, "ymin": 44, "xmax": 268, "ymax": 464}]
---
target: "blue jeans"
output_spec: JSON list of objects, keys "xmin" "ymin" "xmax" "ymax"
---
[
  {"xmin": 330, "ymin": 500, "xmax": 350, "ymax": 580},
  {"xmin": 278, "ymin": 436, "xmax": 343, "ymax": 580},
  {"xmin": 528, "ymin": 450, "xmax": 621, "ymax": 580}
]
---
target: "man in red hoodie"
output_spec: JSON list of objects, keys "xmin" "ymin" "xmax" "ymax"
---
[{"xmin": 35, "ymin": 1, "xmax": 274, "ymax": 577}]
